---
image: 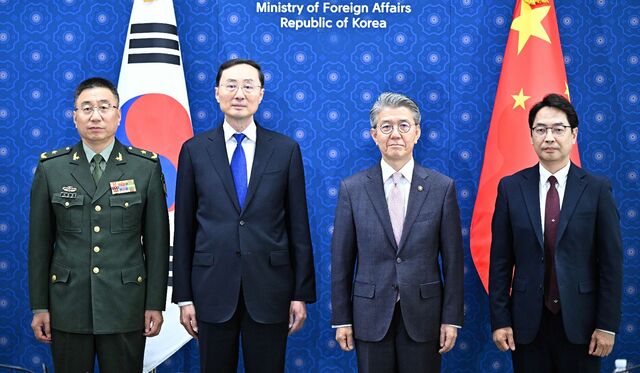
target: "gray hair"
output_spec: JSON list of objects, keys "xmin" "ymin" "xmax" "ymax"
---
[{"xmin": 369, "ymin": 92, "xmax": 421, "ymax": 129}]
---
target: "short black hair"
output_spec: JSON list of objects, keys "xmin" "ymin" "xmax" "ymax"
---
[
  {"xmin": 215, "ymin": 59, "xmax": 265, "ymax": 88},
  {"xmin": 528, "ymin": 93, "xmax": 578, "ymax": 129},
  {"xmin": 74, "ymin": 77, "xmax": 119, "ymax": 105}
]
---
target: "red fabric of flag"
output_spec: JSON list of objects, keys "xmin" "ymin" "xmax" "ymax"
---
[{"xmin": 470, "ymin": 0, "xmax": 581, "ymax": 292}]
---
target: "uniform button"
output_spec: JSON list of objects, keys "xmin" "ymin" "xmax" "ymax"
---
[
  {"xmin": 124, "ymin": 202, "xmax": 129, "ymax": 208},
  {"xmin": 396, "ymin": 257, "xmax": 402, "ymax": 263},
  {"xmin": 239, "ymin": 220, "xmax": 245, "ymax": 226},
  {"xmin": 95, "ymin": 205, "xmax": 102, "ymax": 212},
  {"xmin": 93, "ymin": 246, "xmax": 100, "ymax": 253},
  {"xmin": 553, "ymin": 299, "xmax": 559, "ymax": 303},
  {"xmin": 64, "ymin": 201, "xmax": 70, "ymax": 207},
  {"xmin": 92, "ymin": 267, "xmax": 100, "ymax": 274},
  {"xmin": 51, "ymin": 274, "xmax": 57, "ymax": 281},
  {"xmin": 541, "ymin": 257, "xmax": 544, "ymax": 262},
  {"xmin": 94, "ymin": 226, "xmax": 100, "ymax": 233},
  {"xmin": 137, "ymin": 276, "xmax": 143, "ymax": 283}
]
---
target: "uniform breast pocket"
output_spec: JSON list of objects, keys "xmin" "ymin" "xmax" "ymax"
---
[
  {"xmin": 110, "ymin": 194, "xmax": 143, "ymax": 233},
  {"xmin": 51, "ymin": 194, "xmax": 84, "ymax": 232}
]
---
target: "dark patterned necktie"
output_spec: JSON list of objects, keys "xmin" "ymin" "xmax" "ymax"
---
[{"xmin": 544, "ymin": 175, "xmax": 560, "ymax": 314}]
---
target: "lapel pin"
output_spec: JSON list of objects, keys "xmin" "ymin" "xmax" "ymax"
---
[
  {"xmin": 417, "ymin": 185, "xmax": 424, "ymax": 192},
  {"xmin": 115, "ymin": 152, "xmax": 123, "ymax": 161},
  {"xmin": 72, "ymin": 152, "xmax": 80, "ymax": 161}
]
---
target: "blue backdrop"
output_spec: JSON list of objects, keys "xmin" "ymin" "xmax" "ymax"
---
[{"xmin": 0, "ymin": 1, "xmax": 638, "ymax": 372}]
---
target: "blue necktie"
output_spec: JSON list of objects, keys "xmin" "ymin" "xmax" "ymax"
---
[{"xmin": 230, "ymin": 133, "xmax": 247, "ymax": 209}]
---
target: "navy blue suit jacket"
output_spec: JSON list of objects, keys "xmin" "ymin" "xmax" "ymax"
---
[
  {"xmin": 331, "ymin": 163, "xmax": 464, "ymax": 342},
  {"xmin": 489, "ymin": 163, "xmax": 622, "ymax": 344},
  {"xmin": 171, "ymin": 124, "xmax": 316, "ymax": 324}
]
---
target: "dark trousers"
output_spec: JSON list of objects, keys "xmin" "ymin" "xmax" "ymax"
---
[
  {"xmin": 512, "ymin": 307, "xmax": 600, "ymax": 373},
  {"xmin": 355, "ymin": 303, "xmax": 441, "ymax": 373},
  {"xmin": 50, "ymin": 329, "xmax": 145, "ymax": 373},
  {"xmin": 197, "ymin": 290, "xmax": 289, "ymax": 373}
]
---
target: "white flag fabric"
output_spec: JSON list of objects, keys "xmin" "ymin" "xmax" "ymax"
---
[{"xmin": 116, "ymin": 0, "xmax": 194, "ymax": 371}]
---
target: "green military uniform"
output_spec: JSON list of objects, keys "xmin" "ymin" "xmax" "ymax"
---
[{"xmin": 28, "ymin": 139, "xmax": 169, "ymax": 370}]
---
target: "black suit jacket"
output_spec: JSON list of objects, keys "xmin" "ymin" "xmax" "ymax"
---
[
  {"xmin": 172, "ymin": 124, "xmax": 316, "ymax": 324},
  {"xmin": 489, "ymin": 163, "xmax": 622, "ymax": 344}
]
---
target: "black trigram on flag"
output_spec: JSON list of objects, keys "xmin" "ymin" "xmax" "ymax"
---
[{"xmin": 127, "ymin": 23, "xmax": 181, "ymax": 65}]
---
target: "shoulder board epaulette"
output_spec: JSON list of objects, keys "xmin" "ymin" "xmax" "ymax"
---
[
  {"xmin": 125, "ymin": 146, "xmax": 159, "ymax": 161},
  {"xmin": 39, "ymin": 146, "xmax": 73, "ymax": 161}
]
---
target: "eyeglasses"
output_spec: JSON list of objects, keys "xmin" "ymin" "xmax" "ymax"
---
[
  {"xmin": 376, "ymin": 122, "xmax": 414, "ymax": 135},
  {"xmin": 220, "ymin": 83, "xmax": 262, "ymax": 95},
  {"xmin": 531, "ymin": 125, "xmax": 572, "ymax": 138},
  {"xmin": 75, "ymin": 104, "xmax": 118, "ymax": 116}
]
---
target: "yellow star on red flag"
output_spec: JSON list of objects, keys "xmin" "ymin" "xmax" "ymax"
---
[
  {"xmin": 511, "ymin": 0, "xmax": 551, "ymax": 54},
  {"xmin": 511, "ymin": 88, "xmax": 531, "ymax": 109}
]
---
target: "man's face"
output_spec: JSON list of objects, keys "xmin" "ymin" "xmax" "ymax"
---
[
  {"xmin": 530, "ymin": 106, "xmax": 577, "ymax": 168},
  {"xmin": 371, "ymin": 106, "xmax": 421, "ymax": 166},
  {"xmin": 215, "ymin": 64, "xmax": 264, "ymax": 121},
  {"xmin": 73, "ymin": 87, "xmax": 121, "ymax": 149}
]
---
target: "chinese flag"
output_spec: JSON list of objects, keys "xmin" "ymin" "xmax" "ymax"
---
[{"xmin": 470, "ymin": 0, "xmax": 580, "ymax": 292}]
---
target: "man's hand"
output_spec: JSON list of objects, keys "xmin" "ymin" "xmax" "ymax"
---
[
  {"xmin": 144, "ymin": 310, "xmax": 163, "ymax": 337},
  {"xmin": 589, "ymin": 329, "xmax": 614, "ymax": 357},
  {"xmin": 492, "ymin": 327, "xmax": 515, "ymax": 352},
  {"xmin": 288, "ymin": 301, "xmax": 307, "ymax": 335},
  {"xmin": 179, "ymin": 304, "xmax": 199, "ymax": 339},
  {"xmin": 335, "ymin": 326, "xmax": 354, "ymax": 352},
  {"xmin": 31, "ymin": 312, "xmax": 51, "ymax": 343},
  {"xmin": 439, "ymin": 324, "xmax": 458, "ymax": 353}
]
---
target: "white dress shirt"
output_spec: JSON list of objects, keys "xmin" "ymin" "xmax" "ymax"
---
[
  {"xmin": 381, "ymin": 158, "xmax": 413, "ymax": 216},
  {"xmin": 223, "ymin": 120, "xmax": 257, "ymax": 183}
]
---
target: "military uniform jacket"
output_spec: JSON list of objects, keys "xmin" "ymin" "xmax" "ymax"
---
[{"xmin": 28, "ymin": 140, "xmax": 169, "ymax": 334}]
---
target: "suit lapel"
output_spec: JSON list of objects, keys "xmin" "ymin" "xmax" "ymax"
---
[
  {"xmin": 69, "ymin": 142, "xmax": 96, "ymax": 198},
  {"xmin": 364, "ymin": 164, "xmax": 398, "ymax": 251},
  {"xmin": 92, "ymin": 140, "xmax": 125, "ymax": 203},
  {"xmin": 205, "ymin": 126, "xmax": 241, "ymax": 213},
  {"xmin": 243, "ymin": 125, "xmax": 275, "ymax": 213},
  {"xmin": 556, "ymin": 163, "xmax": 587, "ymax": 247},
  {"xmin": 398, "ymin": 166, "xmax": 431, "ymax": 252},
  {"xmin": 519, "ymin": 165, "xmax": 544, "ymax": 250}
]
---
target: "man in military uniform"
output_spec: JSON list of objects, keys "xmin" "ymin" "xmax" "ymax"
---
[{"xmin": 28, "ymin": 77, "xmax": 169, "ymax": 372}]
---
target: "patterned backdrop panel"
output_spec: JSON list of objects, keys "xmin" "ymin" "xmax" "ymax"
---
[{"xmin": 0, "ymin": 1, "xmax": 638, "ymax": 372}]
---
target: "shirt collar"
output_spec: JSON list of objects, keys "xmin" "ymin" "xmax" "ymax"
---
[
  {"xmin": 381, "ymin": 158, "xmax": 414, "ymax": 184},
  {"xmin": 223, "ymin": 121, "xmax": 257, "ymax": 142},
  {"xmin": 539, "ymin": 161, "xmax": 571, "ymax": 187},
  {"xmin": 83, "ymin": 140, "xmax": 115, "ymax": 163}
]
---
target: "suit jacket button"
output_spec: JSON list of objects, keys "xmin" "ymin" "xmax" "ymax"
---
[
  {"xmin": 239, "ymin": 220, "xmax": 245, "ymax": 226},
  {"xmin": 396, "ymin": 257, "xmax": 402, "ymax": 263},
  {"xmin": 95, "ymin": 205, "xmax": 102, "ymax": 212},
  {"xmin": 92, "ymin": 267, "xmax": 100, "ymax": 274}
]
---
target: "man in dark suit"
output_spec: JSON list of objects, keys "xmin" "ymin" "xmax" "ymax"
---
[
  {"xmin": 489, "ymin": 93, "xmax": 623, "ymax": 372},
  {"xmin": 28, "ymin": 77, "xmax": 169, "ymax": 372},
  {"xmin": 331, "ymin": 92, "xmax": 464, "ymax": 373},
  {"xmin": 172, "ymin": 59, "xmax": 316, "ymax": 372}
]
